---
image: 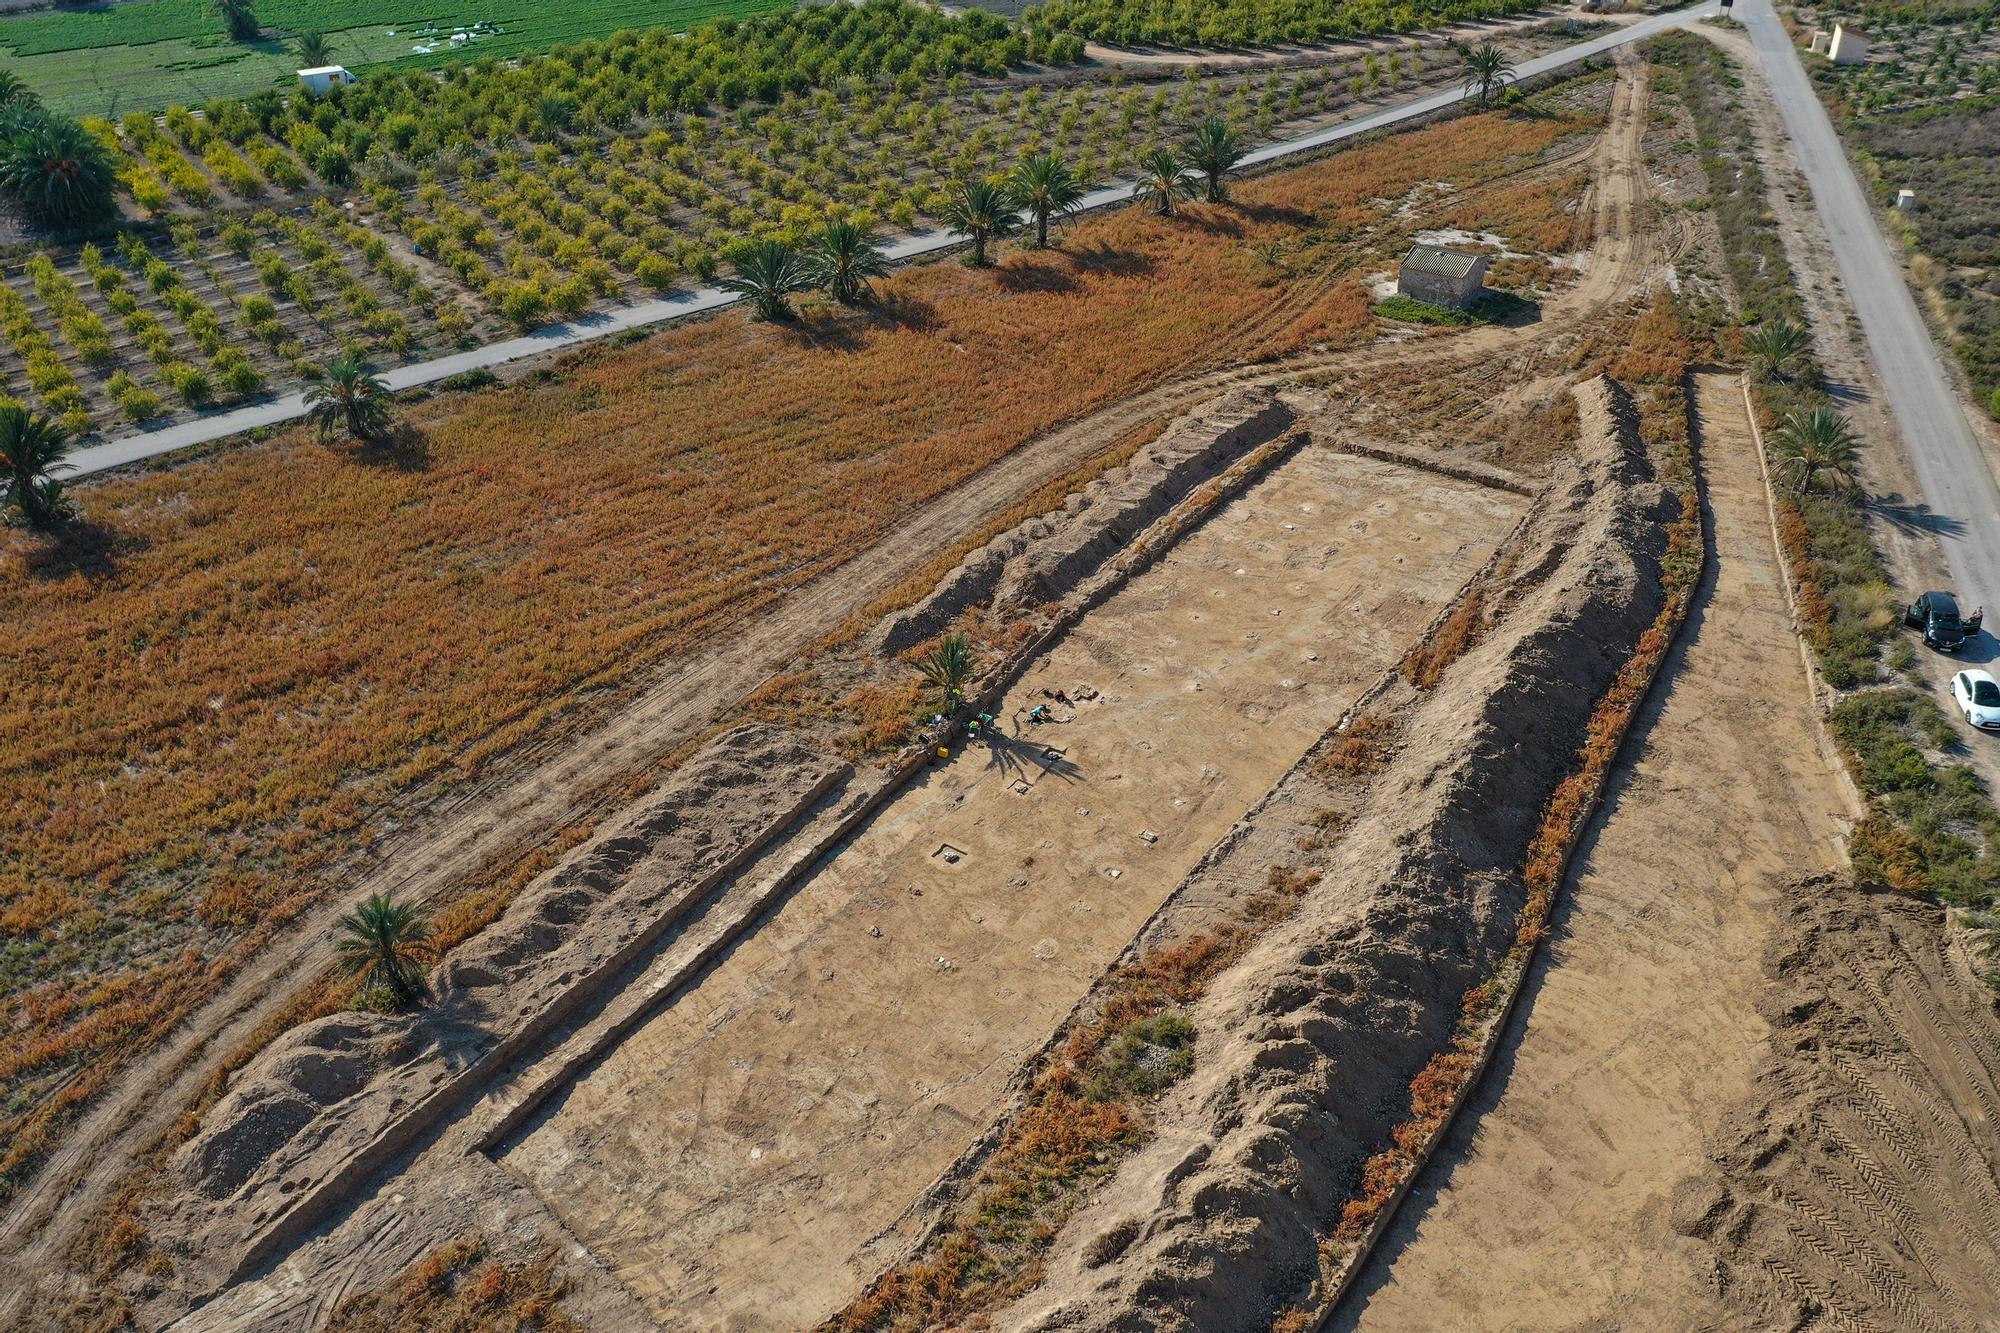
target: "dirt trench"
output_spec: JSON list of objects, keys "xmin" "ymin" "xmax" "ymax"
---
[
  {"xmin": 1330, "ymin": 371, "xmax": 1853, "ymax": 1329},
  {"xmin": 984, "ymin": 375, "xmax": 1678, "ymax": 1332}
]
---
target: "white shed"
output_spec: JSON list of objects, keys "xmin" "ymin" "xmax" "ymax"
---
[
  {"xmin": 1828, "ymin": 24, "xmax": 1870, "ymax": 65},
  {"xmin": 1809, "ymin": 29, "xmax": 1830, "ymax": 54},
  {"xmin": 297, "ymin": 65, "xmax": 356, "ymax": 95}
]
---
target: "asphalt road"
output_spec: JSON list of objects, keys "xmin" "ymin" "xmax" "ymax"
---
[
  {"xmin": 63, "ymin": 3, "xmax": 1716, "ymax": 479},
  {"xmin": 1739, "ymin": 0, "xmax": 2000, "ymax": 617}
]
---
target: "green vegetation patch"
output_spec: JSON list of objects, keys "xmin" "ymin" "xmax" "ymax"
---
[
  {"xmin": 1372, "ymin": 288, "xmax": 1535, "ymax": 325},
  {"xmin": 0, "ymin": 0, "xmax": 799, "ymax": 116}
]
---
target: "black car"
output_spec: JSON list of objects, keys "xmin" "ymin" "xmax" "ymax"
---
[{"xmin": 1905, "ymin": 590, "xmax": 1981, "ymax": 652}]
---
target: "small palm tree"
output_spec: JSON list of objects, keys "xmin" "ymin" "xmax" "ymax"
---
[
  {"xmin": 1134, "ymin": 148, "xmax": 1197, "ymax": 217},
  {"xmin": 304, "ymin": 351, "xmax": 393, "ymax": 442},
  {"xmin": 1007, "ymin": 151, "xmax": 1086, "ymax": 249},
  {"xmin": 0, "ymin": 404, "xmax": 74, "ymax": 529},
  {"xmin": 1459, "ymin": 42, "xmax": 1517, "ymax": 109},
  {"xmin": 336, "ymin": 892, "xmax": 434, "ymax": 1007},
  {"xmin": 943, "ymin": 178, "xmax": 1020, "ymax": 267},
  {"xmin": 720, "ymin": 238, "xmax": 812, "ymax": 321},
  {"xmin": 0, "ymin": 113, "xmax": 117, "ymax": 229},
  {"xmin": 1773, "ymin": 405, "xmax": 1861, "ymax": 495},
  {"xmin": 1185, "ymin": 117, "xmax": 1243, "ymax": 203},
  {"xmin": 806, "ymin": 218, "xmax": 888, "ymax": 306},
  {"xmin": 1743, "ymin": 317, "xmax": 1811, "ymax": 384},
  {"xmin": 294, "ymin": 30, "xmax": 332, "ymax": 66},
  {"xmin": 216, "ymin": 0, "xmax": 258, "ymax": 41},
  {"xmin": 0, "ymin": 70, "xmax": 38, "ymax": 112},
  {"xmin": 917, "ymin": 631, "xmax": 975, "ymax": 715}
]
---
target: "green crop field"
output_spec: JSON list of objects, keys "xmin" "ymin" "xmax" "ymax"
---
[{"xmin": 0, "ymin": 0, "xmax": 795, "ymax": 117}]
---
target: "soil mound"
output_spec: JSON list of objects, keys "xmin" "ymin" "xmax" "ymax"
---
[
  {"xmin": 1676, "ymin": 876, "xmax": 2000, "ymax": 1331},
  {"xmin": 159, "ymin": 725, "xmax": 843, "ymax": 1289},
  {"xmin": 872, "ymin": 388, "xmax": 1294, "ymax": 656},
  {"xmin": 988, "ymin": 376, "xmax": 1679, "ymax": 1332}
]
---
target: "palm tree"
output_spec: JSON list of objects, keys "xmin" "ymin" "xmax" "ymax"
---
[
  {"xmin": 1459, "ymin": 42, "xmax": 1517, "ymax": 109},
  {"xmin": 1743, "ymin": 317, "xmax": 1811, "ymax": 384},
  {"xmin": 216, "ymin": 0, "xmax": 258, "ymax": 40},
  {"xmin": 0, "ymin": 112, "xmax": 116, "ymax": 229},
  {"xmin": 304, "ymin": 351, "xmax": 393, "ymax": 442},
  {"xmin": 1185, "ymin": 117, "xmax": 1243, "ymax": 203},
  {"xmin": 720, "ymin": 238, "xmax": 813, "ymax": 320},
  {"xmin": 0, "ymin": 404, "xmax": 73, "ymax": 529},
  {"xmin": 336, "ymin": 893, "xmax": 434, "ymax": 1007},
  {"xmin": 1773, "ymin": 405, "xmax": 1862, "ymax": 495},
  {"xmin": 0, "ymin": 70, "xmax": 38, "ymax": 113},
  {"xmin": 917, "ymin": 631, "xmax": 975, "ymax": 715},
  {"xmin": 942, "ymin": 178, "xmax": 1020, "ymax": 266},
  {"xmin": 294, "ymin": 30, "xmax": 332, "ymax": 67},
  {"xmin": 806, "ymin": 218, "xmax": 888, "ymax": 305},
  {"xmin": 1134, "ymin": 148, "xmax": 1197, "ymax": 217},
  {"xmin": 1007, "ymin": 151, "xmax": 1085, "ymax": 249}
]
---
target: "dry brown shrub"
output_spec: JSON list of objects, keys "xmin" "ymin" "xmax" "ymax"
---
[
  {"xmin": 322, "ymin": 1238, "xmax": 581, "ymax": 1333},
  {"xmin": 1318, "ymin": 712, "xmax": 1397, "ymax": 776},
  {"xmin": 1401, "ymin": 587, "xmax": 1485, "ymax": 689}
]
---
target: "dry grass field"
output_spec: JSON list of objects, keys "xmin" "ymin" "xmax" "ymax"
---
[{"xmin": 0, "ymin": 104, "xmax": 1596, "ymax": 1201}]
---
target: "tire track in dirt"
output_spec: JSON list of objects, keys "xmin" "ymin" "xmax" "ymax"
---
[
  {"xmin": 0, "ymin": 67, "xmax": 1668, "ymax": 1312},
  {"xmin": 1680, "ymin": 883, "xmax": 2000, "ymax": 1333}
]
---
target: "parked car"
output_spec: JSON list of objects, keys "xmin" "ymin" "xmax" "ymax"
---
[
  {"xmin": 1952, "ymin": 670, "xmax": 2000, "ymax": 730},
  {"xmin": 1905, "ymin": 590, "xmax": 1981, "ymax": 652}
]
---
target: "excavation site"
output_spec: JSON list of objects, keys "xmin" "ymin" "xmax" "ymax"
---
[{"xmin": 9, "ymin": 36, "xmax": 2000, "ymax": 1333}]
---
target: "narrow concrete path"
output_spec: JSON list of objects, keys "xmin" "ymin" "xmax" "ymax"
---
[
  {"xmin": 62, "ymin": 2, "xmax": 1715, "ymax": 480},
  {"xmin": 1333, "ymin": 373, "xmax": 1851, "ymax": 1330},
  {"xmin": 1737, "ymin": 0, "xmax": 2000, "ymax": 613}
]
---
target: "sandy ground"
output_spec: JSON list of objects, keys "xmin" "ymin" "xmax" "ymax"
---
[
  {"xmin": 496, "ymin": 446, "xmax": 1526, "ymax": 1331},
  {"xmin": 1684, "ymin": 877, "xmax": 2000, "ymax": 1331},
  {"xmin": 1333, "ymin": 372, "xmax": 1853, "ymax": 1330}
]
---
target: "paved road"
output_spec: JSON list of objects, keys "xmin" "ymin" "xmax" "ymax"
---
[
  {"xmin": 64, "ymin": 3, "xmax": 1715, "ymax": 479},
  {"xmin": 1739, "ymin": 0, "xmax": 2000, "ymax": 614}
]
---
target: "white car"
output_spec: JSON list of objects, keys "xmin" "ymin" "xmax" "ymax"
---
[{"xmin": 1951, "ymin": 670, "xmax": 2000, "ymax": 730}]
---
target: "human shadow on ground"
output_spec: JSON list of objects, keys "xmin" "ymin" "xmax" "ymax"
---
[{"xmin": 12, "ymin": 517, "xmax": 148, "ymax": 582}]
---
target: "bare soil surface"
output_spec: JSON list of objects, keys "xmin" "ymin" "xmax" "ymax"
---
[
  {"xmin": 1333, "ymin": 370, "xmax": 1853, "ymax": 1331},
  {"xmin": 495, "ymin": 445, "xmax": 1526, "ymax": 1331},
  {"xmin": 1681, "ymin": 877, "xmax": 2000, "ymax": 1332}
]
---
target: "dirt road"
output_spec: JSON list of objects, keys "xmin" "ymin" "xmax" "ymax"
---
[
  {"xmin": 1333, "ymin": 373, "xmax": 1853, "ymax": 1329},
  {"xmin": 1737, "ymin": 0, "xmax": 2000, "ymax": 617}
]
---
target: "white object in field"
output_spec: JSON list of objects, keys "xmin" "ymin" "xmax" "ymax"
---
[
  {"xmin": 1895, "ymin": 189, "xmax": 1916, "ymax": 210},
  {"xmin": 1809, "ymin": 29, "xmax": 1830, "ymax": 53},
  {"xmin": 1828, "ymin": 24, "xmax": 1870, "ymax": 65},
  {"xmin": 297, "ymin": 65, "xmax": 355, "ymax": 94}
]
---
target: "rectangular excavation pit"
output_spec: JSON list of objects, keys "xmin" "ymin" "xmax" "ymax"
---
[{"xmin": 494, "ymin": 448, "xmax": 1528, "ymax": 1331}]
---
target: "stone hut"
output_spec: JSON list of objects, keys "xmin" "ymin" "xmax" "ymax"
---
[{"xmin": 1397, "ymin": 244, "xmax": 1489, "ymax": 309}]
